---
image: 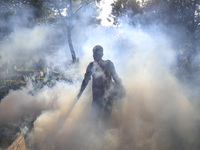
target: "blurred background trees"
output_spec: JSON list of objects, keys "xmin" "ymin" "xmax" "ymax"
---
[
  {"xmin": 111, "ymin": 0, "xmax": 200, "ymax": 79},
  {"xmin": 0, "ymin": 0, "xmax": 100, "ymax": 62},
  {"xmin": 0, "ymin": 0, "xmax": 200, "ymax": 77}
]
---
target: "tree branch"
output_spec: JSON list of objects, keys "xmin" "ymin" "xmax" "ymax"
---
[
  {"xmin": 54, "ymin": 2, "xmax": 68, "ymax": 27},
  {"xmin": 73, "ymin": 0, "xmax": 95, "ymax": 15},
  {"xmin": 43, "ymin": 0, "xmax": 68, "ymax": 27}
]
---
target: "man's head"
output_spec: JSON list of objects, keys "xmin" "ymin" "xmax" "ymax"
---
[{"xmin": 93, "ymin": 45, "xmax": 103, "ymax": 61}]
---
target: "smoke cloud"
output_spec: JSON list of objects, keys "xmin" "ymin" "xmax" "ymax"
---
[{"xmin": 1, "ymin": 2, "xmax": 200, "ymax": 150}]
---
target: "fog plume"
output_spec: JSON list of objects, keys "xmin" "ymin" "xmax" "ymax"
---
[{"xmin": 1, "ymin": 4, "xmax": 200, "ymax": 150}]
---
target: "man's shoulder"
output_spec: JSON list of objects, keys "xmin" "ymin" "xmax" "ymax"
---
[
  {"xmin": 88, "ymin": 61, "xmax": 94, "ymax": 66},
  {"xmin": 88, "ymin": 60, "xmax": 113, "ymax": 66},
  {"xmin": 86, "ymin": 62, "xmax": 94, "ymax": 72},
  {"xmin": 104, "ymin": 60, "xmax": 114, "ymax": 67},
  {"xmin": 104, "ymin": 60, "xmax": 113, "ymax": 64},
  {"xmin": 87, "ymin": 61, "xmax": 97, "ymax": 68}
]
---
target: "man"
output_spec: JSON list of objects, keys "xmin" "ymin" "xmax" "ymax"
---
[{"xmin": 77, "ymin": 45, "xmax": 125, "ymax": 124}]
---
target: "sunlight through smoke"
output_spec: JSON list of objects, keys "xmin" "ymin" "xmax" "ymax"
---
[{"xmin": 0, "ymin": 2, "xmax": 200, "ymax": 150}]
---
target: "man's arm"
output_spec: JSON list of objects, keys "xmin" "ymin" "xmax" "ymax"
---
[
  {"xmin": 109, "ymin": 61, "xmax": 121, "ymax": 85},
  {"xmin": 109, "ymin": 61, "xmax": 126, "ymax": 99},
  {"xmin": 77, "ymin": 63, "xmax": 93, "ymax": 99}
]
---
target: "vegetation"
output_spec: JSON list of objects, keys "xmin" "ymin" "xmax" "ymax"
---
[
  {"xmin": 0, "ymin": 68, "xmax": 72, "ymax": 101},
  {"xmin": 0, "ymin": 0, "xmax": 101, "ymax": 101},
  {"xmin": 0, "ymin": 0, "xmax": 100, "ymax": 62},
  {"xmin": 111, "ymin": 0, "xmax": 200, "ymax": 80},
  {"xmin": 0, "ymin": 0, "xmax": 200, "ymax": 100}
]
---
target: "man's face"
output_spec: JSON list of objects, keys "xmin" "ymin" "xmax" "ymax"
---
[
  {"xmin": 93, "ymin": 53, "xmax": 102, "ymax": 61},
  {"xmin": 93, "ymin": 46, "xmax": 103, "ymax": 61}
]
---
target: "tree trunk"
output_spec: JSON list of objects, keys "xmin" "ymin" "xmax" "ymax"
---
[
  {"xmin": 67, "ymin": 0, "xmax": 77, "ymax": 62},
  {"xmin": 67, "ymin": 25, "xmax": 77, "ymax": 62},
  {"xmin": 53, "ymin": 0, "xmax": 77, "ymax": 62},
  {"xmin": 190, "ymin": 0, "xmax": 198, "ymax": 59}
]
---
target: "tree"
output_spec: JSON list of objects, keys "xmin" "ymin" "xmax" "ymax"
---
[
  {"xmin": 111, "ymin": 0, "xmax": 142, "ymax": 26},
  {"xmin": 111, "ymin": 0, "xmax": 200, "ymax": 77},
  {"xmin": 0, "ymin": 0, "xmax": 100, "ymax": 62},
  {"xmin": 37, "ymin": 0, "xmax": 98, "ymax": 62}
]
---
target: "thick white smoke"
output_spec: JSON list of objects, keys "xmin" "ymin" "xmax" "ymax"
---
[{"xmin": 1, "ymin": 3, "xmax": 200, "ymax": 150}]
